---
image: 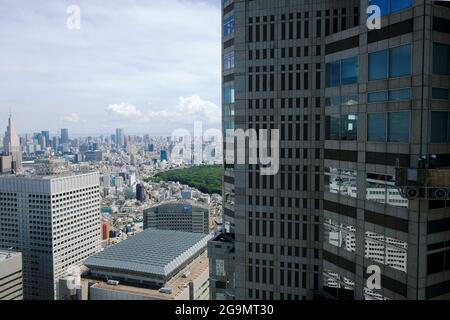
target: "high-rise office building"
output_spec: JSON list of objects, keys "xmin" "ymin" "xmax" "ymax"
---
[
  {"xmin": 2, "ymin": 114, "xmax": 22, "ymax": 172},
  {"xmin": 0, "ymin": 163, "xmax": 101, "ymax": 300},
  {"xmin": 60, "ymin": 128, "xmax": 69, "ymax": 144},
  {"xmin": 160, "ymin": 149, "xmax": 168, "ymax": 162},
  {"xmin": 115, "ymin": 128, "xmax": 125, "ymax": 148},
  {"xmin": 41, "ymin": 131, "xmax": 50, "ymax": 149},
  {"xmin": 209, "ymin": 0, "xmax": 450, "ymax": 301},
  {"xmin": 136, "ymin": 183, "xmax": 146, "ymax": 202},
  {"xmin": 0, "ymin": 250, "xmax": 23, "ymax": 300}
]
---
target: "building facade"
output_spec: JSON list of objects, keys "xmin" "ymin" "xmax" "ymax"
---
[
  {"xmin": 209, "ymin": 0, "xmax": 450, "ymax": 300},
  {"xmin": 0, "ymin": 250, "xmax": 23, "ymax": 300},
  {"xmin": 143, "ymin": 199, "xmax": 210, "ymax": 234},
  {"xmin": 82, "ymin": 229, "xmax": 212, "ymax": 300},
  {"xmin": 322, "ymin": 0, "xmax": 450, "ymax": 300},
  {"xmin": 0, "ymin": 169, "xmax": 101, "ymax": 300}
]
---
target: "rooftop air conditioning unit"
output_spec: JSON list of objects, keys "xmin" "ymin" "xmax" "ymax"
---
[{"xmin": 107, "ymin": 280, "xmax": 119, "ymax": 286}]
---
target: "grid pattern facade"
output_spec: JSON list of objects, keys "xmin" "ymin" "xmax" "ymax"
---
[{"xmin": 0, "ymin": 172, "xmax": 101, "ymax": 300}]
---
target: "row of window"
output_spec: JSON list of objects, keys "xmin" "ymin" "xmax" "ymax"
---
[
  {"xmin": 369, "ymin": 44, "xmax": 412, "ymax": 81},
  {"xmin": 369, "ymin": 0, "xmax": 413, "ymax": 17},
  {"xmin": 327, "ymin": 87, "xmax": 448, "ymax": 107},
  {"xmin": 326, "ymin": 111, "xmax": 411, "ymax": 143},
  {"xmin": 324, "ymin": 218, "xmax": 408, "ymax": 273},
  {"xmin": 324, "ymin": 169, "xmax": 408, "ymax": 208}
]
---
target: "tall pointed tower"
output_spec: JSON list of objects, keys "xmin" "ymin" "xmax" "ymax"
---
[{"xmin": 3, "ymin": 114, "xmax": 22, "ymax": 171}]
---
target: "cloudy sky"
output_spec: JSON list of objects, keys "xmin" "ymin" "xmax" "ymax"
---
[{"xmin": 0, "ymin": 0, "xmax": 221, "ymax": 136}]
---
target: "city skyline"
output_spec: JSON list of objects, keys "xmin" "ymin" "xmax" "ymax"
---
[{"xmin": 0, "ymin": 0, "xmax": 222, "ymax": 135}]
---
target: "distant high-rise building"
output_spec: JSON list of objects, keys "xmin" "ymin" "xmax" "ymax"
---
[
  {"xmin": 136, "ymin": 183, "xmax": 146, "ymax": 202},
  {"xmin": 83, "ymin": 150, "xmax": 103, "ymax": 162},
  {"xmin": 52, "ymin": 136, "xmax": 59, "ymax": 151},
  {"xmin": 143, "ymin": 199, "xmax": 210, "ymax": 234},
  {"xmin": 0, "ymin": 250, "xmax": 23, "ymax": 300},
  {"xmin": 160, "ymin": 150, "xmax": 168, "ymax": 162},
  {"xmin": 0, "ymin": 165, "xmax": 101, "ymax": 300},
  {"xmin": 101, "ymin": 223, "xmax": 111, "ymax": 241},
  {"xmin": 60, "ymin": 128, "xmax": 69, "ymax": 144},
  {"xmin": 2, "ymin": 114, "xmax": 22, "ymax": 172},
  {"xmin": 115, "ymin": 128, "xmax": 125, "ymax": 148},
  {"xmin": 41, "ymin": 131, "xmax": 50, "ymax": 146}
]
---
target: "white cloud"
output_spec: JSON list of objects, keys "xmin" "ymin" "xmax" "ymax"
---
[
  {"xmin": 62, "ymin": 113, "xmax": 81, "ymax": 123},
  {"xmin": 105, "ymin": 95, "xmax": 220, "ymax": 129},
  {"xmin": 105, "ymin": 103, "xmax": 148, "ymax": 122},
  {"xmin": 174, "ymin": 95, "xmax": 220, "ymax": 124},
  {"xmin": 0, "ymin": 0, "xmax": 221, "ymax": 134}
]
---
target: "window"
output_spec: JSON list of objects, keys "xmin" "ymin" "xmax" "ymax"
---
[
  {"xmin": 324, "ymin": 168, "xmax": 357, "ymax": 198},
  {"xmin": 369, "ymin": 0, "xmax": 412, "ymax": 17},
  {"xmin": 390, "ymin": 44, "xmax": 412, "ymax": 77},
  {"xmin": 433, "ymin": 43, "xmax": 450, "ymax": 75},
  {"xmin": 326, "ymin": 95, "xmax": 358, "ymax": 107},
  {"xmin": 365, "ymin": 231, "xmax": 407, "ymax": 273},
  {"xmin": 366, "ymin": 172, "xmax": 408, "ymax": 208},
  {"xmin": 388, "ymin": 111, "xmax": 410, "ymax": 142},
  {"xmin": 368, "ymin": 112, "xmax": 410, "ymax": 142},
  {"xmin": 328, "ymin": 114, "xmax": 357, "ymax": 141},
  {"xmin": 368, "ymin": 88, "xmax": 411, "ymax": 103},
  {"xmin": 326, "ymin": 56, "xmax": 358, "ymax": 87},
  {"xmin": 368, "ymin": 50, "xmax": 388, "ymax": 81},
  {"xmin": 368, "ymin": 44, "xmax": 412, "ymax": 80},
  {"xmin": 327, "ymin": 61, "xmax": 341, "ymax": 87},
  {"xmin": 368, "ymin": 113, "xmax": 387, "ymax": 141},
  {"xmin": 388, "ymin": 88, "xmax": 411, "ymax": 101},
  {"xmin": 368, "ymin": 91, "xmax": 388, "ymax": 103},
  {"xmin": 224, "ymin": 52, "xmax": 235, "ymax": 70},
  {"xmin": 341, "ymin": 57, "xmax": 358, "ymax": 85},
  {"xmin": 224, "ymin": 16, "xmax": 235, "ymax": 37},
  {"xmin": 430, "ymin": 112, "xmax": 450, "ymax": 143},
  {"xmin": 432, "ymin": 88, "xmax": 449, "ymax": 100},
  {"xmin": 223, "ymin": 85, "xmax": 235, "ymax": 104},
  {"xmin": 323, "ymin": 269, "xmax": 355, "ymax": 299},
  {"xmin": 324, "ymin": 218, "xmax": 356, "ymax": 252}
]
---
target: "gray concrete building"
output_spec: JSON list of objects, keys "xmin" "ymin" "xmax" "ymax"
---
[
  {"xmin": 209, "ymin": 0, "xmax": 450, "ymax": 300},
  {"xmin": 0, "ymin": 165, "xmax": 101, "ymax": 300},
  {"xmin": 143, "ymin": 199, "xmax": 210, "ymax": 234},
  {"xmin": 82, "ymin": 229, "xmax": 212, "ymax": 300},
  {"xmin": 0, "ymin": 250, "xmax": 23, "ymax": 300}
]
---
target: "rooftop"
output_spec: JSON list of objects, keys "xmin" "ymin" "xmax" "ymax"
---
[
  {"xmin": 84, "ymin": 229, "xmax": 213, "ymax": 280},
  {"xmin": 148, "ymin": 199, "xmax": 209, "ymax": 210},
  {"xmin": 85, "ymin": 252, "xmax": 209, "ymax": 300},
  {"xmin": 0, "ymin": 250, "xmax": 21, "ymax": 262}
]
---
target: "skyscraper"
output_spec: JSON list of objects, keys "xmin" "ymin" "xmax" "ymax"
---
[
  {"xmin": 60, "ymin": 128, "xmax": 69, "ymax": 144},
  {"xmin": 3, "ymin": 114, "xmax": 22, "ymax": 172},
  {"xmin": 209, "ymin": 0, "xmax": 450, "ymax": 301},
  {"xmin": 41, "ymin": 130, "xmax": 50, "ymax": 149},
  {"xmin": 115, "ymin": 128, "xmax": 125, "ymax": 148},
  {"xmin": 0, "ymin": 162, "xmax": 101, "ymax": 300}
]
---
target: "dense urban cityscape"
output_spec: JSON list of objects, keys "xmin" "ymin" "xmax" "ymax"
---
[{"xmin": 1, "ymin": 0, "xmax": 450, "ymax": 310}]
